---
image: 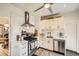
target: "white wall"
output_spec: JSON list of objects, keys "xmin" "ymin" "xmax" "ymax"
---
[
  {"xmin": 10, "ymin": 13, "xmax": 24, "ymax": 56},
  {"xmin": 63, "ymin": 11, "xmax": 79, "ymax": 52},
  {"xmin": 0, "ymin": 3, "xmax": 25, "ymax": 56},
  {"xmin": 64, "ymin": 10, "xmax": 79, "ymax": 53},
  {"xmin": 34, "ymin": 14, "xmax": 42, "ymax": 47},
  {"xmin": 76, "ymin": 10, "xmax": 79, "ymax": 53}
]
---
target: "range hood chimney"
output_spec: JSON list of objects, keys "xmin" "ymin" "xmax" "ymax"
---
[{"xmin": 21, "ymin": 11, "xmax": 34, "ymax": 27}]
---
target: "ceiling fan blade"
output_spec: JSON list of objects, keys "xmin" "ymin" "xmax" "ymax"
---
[
  {"xmin": 34, "ymin": 3, "xmax": 54, "ymax": 12},
  {"xmin": 48, "ymin": 7, "xmax": 53, "ymax": 13},
  {"xmin": 34, "ymin": 5, "xmax": 44, "ymax": 12}
]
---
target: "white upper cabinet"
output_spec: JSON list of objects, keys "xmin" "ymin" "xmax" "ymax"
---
[
  {"xmin": 40, "ymin": 17, "xmax": 64, "ymax": 30},
  {"xmin": 39, "ymin": 17, "xmax": 64, "ymax": 38}
]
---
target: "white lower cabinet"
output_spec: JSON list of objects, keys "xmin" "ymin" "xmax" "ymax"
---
[
  {"xmin": 14, "ymin": 41, "xmax": 28, "ymax": 56},
  {"xmin": 39, "ymin": 38, "xmax": 53, "ymax": 51}
]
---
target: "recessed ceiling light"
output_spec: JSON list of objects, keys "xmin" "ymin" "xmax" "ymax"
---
[{"xmin": 64, "ymin": 5, "xmax": 67, "ymax": 7}]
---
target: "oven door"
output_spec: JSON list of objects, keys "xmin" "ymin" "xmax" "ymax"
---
[{"xmin": 29, "ymin": 41, "xmax": 37, "ymax": 55}]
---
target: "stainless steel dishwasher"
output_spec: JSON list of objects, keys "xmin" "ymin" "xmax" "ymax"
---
[{"xmin": 53, "ymin": 39, "xmax": 65, "ymax": 55}]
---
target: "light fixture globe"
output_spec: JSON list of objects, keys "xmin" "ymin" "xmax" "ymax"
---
[{"xmin": 44, "ymin": 4, "xmax": 50, "ymax": 8}]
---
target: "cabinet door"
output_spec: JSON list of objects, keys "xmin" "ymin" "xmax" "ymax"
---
[
  {"xmin": 42, "ymin": 38, "xmax": 53, "ymax": 51},
  {"xmin": 42, "ymin": 38, "xmax": 48, "ymax": 49},
  {"xmin": 45, "ymin": 38, "xmax": 49, "ymax": 49},
  {"xmin": 48, "ymin": 39, "xmax": 53, "ymax": 50},
  {"xmin": 45, "ymin": 38, "xmax": 53, "ymax": 50},
  {"xmin": 57, "ymin": 17, "xmax": 64, "ymax": 30},
  {"xmin": 51, "ymin": 19, "xmax": 57, "ymax": 30}
]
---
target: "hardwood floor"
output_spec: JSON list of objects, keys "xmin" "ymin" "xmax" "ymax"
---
[
  {"xmin": 0, "ymin": 44, "xmax": 8, "ymax": 56},
  {"xmin": 33, "ymin": 48, "xmax": 64, "ymax": 56}
]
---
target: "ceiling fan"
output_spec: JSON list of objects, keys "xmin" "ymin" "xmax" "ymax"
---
[{"xmin": 34, "ymin": 3, "xmax": 54, "ymax": 13}]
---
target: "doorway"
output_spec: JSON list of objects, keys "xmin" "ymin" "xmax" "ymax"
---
[{"xmin": 0, "ymin": 17, "xmax": 9, "ymax": 56}]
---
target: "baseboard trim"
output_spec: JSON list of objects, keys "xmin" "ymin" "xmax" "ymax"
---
[
  {"xmin": 39, "ymin": 47, "xmax": 65, "ymax": 55},
  {"xmin": 39, "ymin": 47, "xmax": 53, "ymax": 52},
  {"xmin": 66, "ymin": 49, "xmax": 77, "ymax": 53},
  {"xmin": 32, "ymin": 54, "xmax": 37, "ymax": 56},
  {"xmin": 53, "ymin": 50, "xmax": 65, "ymax": 55}
]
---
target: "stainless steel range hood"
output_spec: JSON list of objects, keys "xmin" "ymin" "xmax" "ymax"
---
[{"xmin": 21, "ymin": 11, "xmax": 34, "ymax": 27}]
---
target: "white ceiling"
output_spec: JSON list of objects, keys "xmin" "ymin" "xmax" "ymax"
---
[{"xmin": 12, "ymin": 3, "xmax": 79, "ymax": 15}]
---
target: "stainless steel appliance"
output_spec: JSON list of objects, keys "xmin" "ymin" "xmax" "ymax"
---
[{"xmin": 53, "ymin": 39, "xmax": 65, "ymax": 55}]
